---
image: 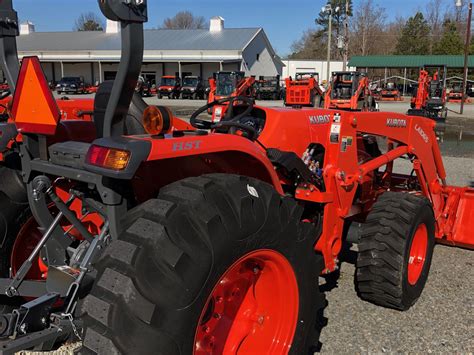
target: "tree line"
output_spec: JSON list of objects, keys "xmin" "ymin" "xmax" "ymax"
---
[
  {"xmin": 289, "ymin": 0, "xmax": 471, "ymax": 59},
  {"xmin": 74, "ymin": 11, "xmax": 206, "ymax": 31}
]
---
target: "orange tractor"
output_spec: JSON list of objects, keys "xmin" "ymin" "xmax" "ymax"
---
[
  {"xmin": 284, "ymin": 72, "xmax": 324, "ymax": 107},
  {"xmin": 0, "ymin": 1, "xmax": 472, "ymax": 354},
  {"xmin": 408, "ymin": 66, "xmax": 448, "ymax": 121},
  {"xmin": 324, "ymin": 71, "xmax": 377, "ymax": 111},
  {"xmin": 207, "ymin": 71, "xmax": 256, "ymax": 121}
]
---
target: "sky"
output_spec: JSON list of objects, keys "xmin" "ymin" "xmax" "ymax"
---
[{"xmin": 15, "ymin": 0, "xmax": 434, "ymax": 56}]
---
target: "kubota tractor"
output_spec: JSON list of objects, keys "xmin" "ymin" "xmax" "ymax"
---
[
  {"xmin": 324, "ymin": 71, "xmax": 377, "ymax": 111},
  {"xmin": 0, "ymin": 1, "xmax": 472, "ymax": 354},
  {"xmin": 408, "ymin": 66, "xmax": 448, "ymax": 121},
  {"xmin": 207, "ymin": 71, "xmax": 256, "ymax": 121},
  {"xmin": 284, "ymin": 72, "xmax": 324, "ymax": 107}
]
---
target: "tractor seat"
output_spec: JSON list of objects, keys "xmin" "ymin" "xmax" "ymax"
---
[{"xmin": 93, "ymin": 80, "xmax": 148, "ymax": 138}]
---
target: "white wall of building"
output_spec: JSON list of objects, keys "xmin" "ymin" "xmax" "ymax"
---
[
  {"xmin": 242, "ymin": 31, "xmax": 283, "ymax": 77},
  {"xmin": 281, "ymin": 60, "xmax": 354, "ymax": 83}
]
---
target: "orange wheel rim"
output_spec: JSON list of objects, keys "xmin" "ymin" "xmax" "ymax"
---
[
  {"xmin": 407, "ymin": 224, "xmax": 428, "ymax": 286},
  {"xmin": 194, "ymin": 250, "xmax": 299, "ymax": 354}
]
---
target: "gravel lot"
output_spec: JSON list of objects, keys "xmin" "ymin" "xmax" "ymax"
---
[{"xmin": 46, "ymin": 94, "xmax": 474, "ymax": 353}]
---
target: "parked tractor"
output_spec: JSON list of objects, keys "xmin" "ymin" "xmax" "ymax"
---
[
  {"xmin": 0, "ymin": 1, "xmax": 472, "ymax": 354},
  {"xmin": 324, "ymin": 71, "xmax": 377, "ymax": 111},
  {"xmin": 207, "ymin": 71, "xmax": 256, "ymax": 121},
  {"xmin": 284, "ymin": 72, "xmax": 324, "ymax": 107},
  {"xmin": 408, "ymin": 66, "xmax": 448, "ymax": 121},
  {"xmin": 255, "ymin": 75, "xmax": 282, "ymax": 100}
]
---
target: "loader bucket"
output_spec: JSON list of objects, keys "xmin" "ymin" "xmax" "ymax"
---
[{"xmin": 442, "ymin": 187, "xmax": 474, "ymax": 249}]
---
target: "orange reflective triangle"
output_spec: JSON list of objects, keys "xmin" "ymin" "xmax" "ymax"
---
[{"xmin": 11, "ymin": 56, "xmax": 60, "ymax": 135}]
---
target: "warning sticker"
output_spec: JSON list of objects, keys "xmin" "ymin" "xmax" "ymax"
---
[
  {"xmin": 330, "ymin": 124, "xmax": 341, "ymax": 144},
  {"xmin": 333, "ymin": 113, "xmax": 341, "ymax": 123}
]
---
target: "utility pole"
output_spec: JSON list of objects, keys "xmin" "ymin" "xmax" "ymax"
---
[
  {"xmin": 343, "ymin": 0, "xmax": 349, "ymax": 71},
  {"xmin": 327, "ymin": 10, "xmax": 332, "ymax": 83},
  {"xmin": 323, "ymin": 3, "xmax": 339, "ymax": 83},
  {"xmin": 461, "ymin": 2, "xmax": 472, "ymax": 115}
]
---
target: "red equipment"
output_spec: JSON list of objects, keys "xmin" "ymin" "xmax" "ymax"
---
[
  {"xmin": 207, "ymin": 71, "xmax": 256, "ymax": 121},
  {"xmin": 324, "ymin": 71, "xmax": 377, "ymax": 111},
  {"xmin": 379, "ymin": 82, "xmax": 403, "ymax": 101},
  {"xmin": 0, "ymin": 1, "xmax": 472, "ymax": 353},
  {"xmin": 447, "ymin": 81, "xmax": 471, "ymax": 103},
  {"xmin": 157, "ymin": 75, "xmax": 181, "ymax": 99},
  {"xmin": 408, "ymin": 66, "xmax": 448, "ymax": 120},
  {"xmin": 284, "ymin": 72, "xmax": 324, "ymax": 107}
]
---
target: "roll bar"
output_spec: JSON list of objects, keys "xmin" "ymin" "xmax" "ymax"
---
[
  {"xmin": 0, "ymin": 0, "xmax": 20, "ymax": 91},
  {"xmin": 98, "ymin": 0, "xmax": 148, "ymax": 137}
]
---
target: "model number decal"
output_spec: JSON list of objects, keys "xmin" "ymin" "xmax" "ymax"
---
[
  {"xmin": 386, "ymin": 118, "xmax": 407, "ymax": 128},
  {"xmin": 309, "ymin": 115, "xmax": 330, "ymax": 124},
  {"xmin": 415, "ymin": 124, "xmax": 429, "ymax": 143},
  {"xmin": 172, "ymin": 141, "xmax": 202, "ymax": 151}
]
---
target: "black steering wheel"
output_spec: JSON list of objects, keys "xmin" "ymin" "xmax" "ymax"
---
[{"xmin": 190, "ymin": 96, "xmax": 257, "ymax": 139}]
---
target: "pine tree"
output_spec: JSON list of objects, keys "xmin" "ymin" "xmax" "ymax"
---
[
  {"xmin": 432, "ymin": 20, "xmax": 464, "ymax": 55},
  {"xmin": 395, "ymin": 12, "xmax": 430, "ymax": 55}
]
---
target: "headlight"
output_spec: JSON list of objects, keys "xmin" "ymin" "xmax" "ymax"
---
[
  {"xmin": 190, "ymin": 88, "xmax": 196, "ymax": 92},
  {"xmin": 56, "ymin": 84, "xmax": 61, "ymax": 88},
  {"xmin": 71, "ymin": 84, "xmax": 77, "ymax": 88},
  {"xmin": 168, "ymin": 88, "xmax": 172, "ymax": 91}
]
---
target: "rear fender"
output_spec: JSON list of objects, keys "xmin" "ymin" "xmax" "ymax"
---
[{"xmin": 131, "ymin": 133, "xmax": 283, "ymax": 202}]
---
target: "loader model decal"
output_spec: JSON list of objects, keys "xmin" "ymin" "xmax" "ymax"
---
[{"xmin": 415, "ymin": 124, "xmax": 429, "ymax": 143}]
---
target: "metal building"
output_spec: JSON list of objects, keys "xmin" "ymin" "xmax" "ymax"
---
[{"xmin": 15, "ymin": 17, "xmax": 284, "ymax": 85}]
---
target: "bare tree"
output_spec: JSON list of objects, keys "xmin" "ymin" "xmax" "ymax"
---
[
  {"xmin": 74, "ymin": 12, "xmax": 104, "ymax": 32},
  {"xmin": 350, "ymin": 0, "xmax": 387, "ymax": 56},
  {"xmin": 424, "ymin": 0, "xmax": 447, "ymax": 52},
  {"xmin": 161, "ymin": 11, "xmax": 206, "ymax": 30}
]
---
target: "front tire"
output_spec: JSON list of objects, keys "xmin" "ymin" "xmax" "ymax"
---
[
  {"xmin": 79, "ymin": 174, "xmax": 325, "ymax": 354},
  {"xmin": 356, "ymin": 192, "xmax": 435, "ymax": 310}
]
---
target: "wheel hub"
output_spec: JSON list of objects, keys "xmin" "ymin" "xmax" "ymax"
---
[
  {"xmin": 407, "ymin": 224, "xmax": 428, "ymax": 285},
  {"xmin": 194, "ymin": 250, "xmax": 299, "ymax": 354}
]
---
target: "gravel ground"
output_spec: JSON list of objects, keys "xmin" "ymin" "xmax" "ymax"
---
[{"xmin": 31, "ymin": 95, "xmax": 474, "ymax": 353}]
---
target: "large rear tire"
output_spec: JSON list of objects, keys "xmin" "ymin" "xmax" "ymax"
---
[
  {"xmin": 79, "ymin": 174, "xmax": 325, "ymax": 354},
  {"xmin": 356, "ymin": 192, "xmax": 435, "ymax": 310}
]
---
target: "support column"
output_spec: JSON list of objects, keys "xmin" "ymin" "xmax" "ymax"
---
[
  {"xmin": 219, "ymin": 61, "xmax": 223, "ymax": 71},
  {"xmin": 178, "ymin": 61, "xmax": 182, "ymax": 80},
  {"xmin": 51, "ymin": 62, "xmax": 56, "ymax": 83},
  {"xmin": 90, "ymin": 62, "xmax": 95, "ymax": 84},
  {"xmin": 403, "ymin": 67, "xmax": 407, "ymax": 96},
  {"xmin": 98, "ymin": 61, "xmax": 103, "ymax": 83},
  {"xmin": 60, "ymin": 61, "xmax": 64, "ymax": 79},
  {"xmin": 199, "ymin": 62, "xmax": 203, "ymax": 79},
  {"xmin": 384, "ymin": 67, "xmax": 387, "ymax": 84}
]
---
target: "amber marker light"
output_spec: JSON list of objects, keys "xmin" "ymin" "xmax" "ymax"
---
[
  {"xmin": 143, "ymin": 105, "xmax": 173, "ymax": 135},
  {"xmin": 86, "ymin": 145, "xmax": 131, "ymax": 171}
]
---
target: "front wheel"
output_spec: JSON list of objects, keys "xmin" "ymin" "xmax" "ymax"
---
[
  {"xmin": 79, "ymin": 174, "xmax": 326, "ymax": 354},
  {"xmin": 356, "ymin": 192, "xmax": 435, "ymax": 310}
]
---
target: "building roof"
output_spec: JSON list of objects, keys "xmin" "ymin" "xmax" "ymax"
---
[
  {"xmin": 17, "ymin": 28, "xmax": 261, "ymax": 52},
  {"xmin": 348, "ymin": 55, "xmax": 474, "ymax": 68}
]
